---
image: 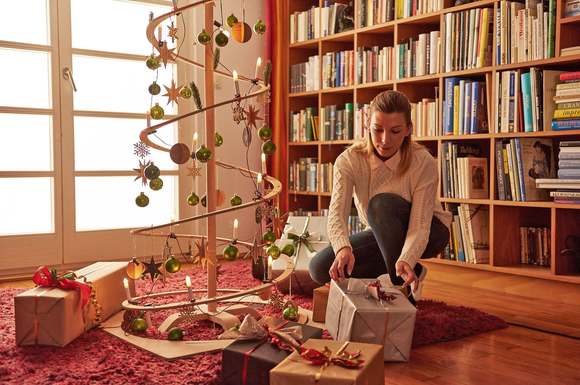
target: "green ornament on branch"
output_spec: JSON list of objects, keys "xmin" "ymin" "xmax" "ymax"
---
[
  {"xmin": 281, "ymin": 243, "xmax": 295, "ymax": 257},
  {"xmin": 266, "ymin": 244, "xmax": 280, "ymax": 259},
  {"xmin": 148, "ymin": 81, "xmax": 161, "ymax": 95},
  {"xmin": 195, "ymin": 145, "xmax": 212, "ymax": 162},
  {"xmin": 262, "ymin": 230, "xmax": 276, "ymax": 245},
  {"xmin": 215, "ymin": 132, "xmax": 223, "ymax": 147},
  {"xmin": 179, "ymin": 85, "xmax": 192, "ymax": 99},
  {"xmin": 197, "ymin": 29, "xmax": 211, "ymax": 44},
  {"xmin": 135, "ymin": 192, "xmax": 149, "ymax": 207},
  {"xmin": 144, "ymin": 163, "xmax": 160, "ymax": 180},
  {"xmin": 164, "ymin": 255, "xmax": 181, "ymax": 273},
  {"xmin": 227, "ymin": 14, "xmax": 238, "ymax": 28},
  {"xmin": 150, "ymin": 103, "xmax": 165, "ymax": 120},
  {"xmin": 254, "ymin": 19, "xmax": 266, "ymax": 35},
  {"xmin": 282, "ymin": 305, "xmax": 299, "ymax": 321},
  {"xmin": 222, "ymin": 244, "xmax": 239, "ymax": 261},
  {"xmin": 146, "ymin": 55, "xmax": 161, "ymax": 70},
  {"xmin": 258, "ymin": 125, "xmax": 272, "ymax": 141},
  {"xmin": 149, "ymin": 177, "xmax": 163, "ymax": 191},
  {"xmin": 262, "ymin": 140, "xmax": 276, "ymax": 155},
  {"xmin": 230, "ymin": 194, "xmax": 242, "ymax": 206},
  {"xmin": 187, "ymin": 192, "xmax": 200, "ymax": 206},
  {"xmin": 214, "ymin": 31, "xmax": 229, "ymax": 47},
  {"xmin": 201, "ymin": 195, "xmax": 207, "ymax": 207},
  {"xmin": 131, "ymin": 317, "xmax": 148, "ymax": 332},
  {"xmin": 167, "ymin": 327, "xmax": 184, "ymax": 341}
]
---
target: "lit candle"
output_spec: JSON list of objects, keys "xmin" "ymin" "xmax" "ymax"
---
[
  {"xmin": 185, "ymin": 275, "xmax": 193, "ymax": 301},
  {"xmin": 257, "ymin": 173, "xmax": 263, "ymax": 195},
  {"xmin": 232, "ymin": 70, "xmax": 240, "ymax": 96},
  {"xmin": 255, "ymin": 57, "xmax": 262, "ymax": 80},
  {"xmin": 261, "ymin": 153, "xmax": 267, "ymax": 175},
  {"xmin": 233, "ymin": 219, "xmax": 239, "ymax": 240},
  {"xmin": 123, "ymin": 278, "xmax": 131, "ymax": 300},
  {"xmin": 192, "ymin": 131, "xmax": 198, "ymax": 149},
  {"xmin": 267, "ymin": 256, "xmax": 273, "ymax": 280}
]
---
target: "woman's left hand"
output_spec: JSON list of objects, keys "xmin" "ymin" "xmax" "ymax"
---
[{"xmin": 395, "ymin": 260, "xmax": 416, "ymax": 288}]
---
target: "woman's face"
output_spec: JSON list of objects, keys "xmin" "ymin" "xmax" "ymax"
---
[{"xmin": 369, "ymin": 111, "xmax": 411, "ymax": 158}]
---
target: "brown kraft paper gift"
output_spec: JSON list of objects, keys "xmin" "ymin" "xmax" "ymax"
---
[{"xmin": 312, "ymin": 285, "xmax": 330, "ymax": 323}]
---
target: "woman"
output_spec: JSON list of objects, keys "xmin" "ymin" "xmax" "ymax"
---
[{"xmin": 309, "ymin": 90, "xmax": 451, "ymax": 304}]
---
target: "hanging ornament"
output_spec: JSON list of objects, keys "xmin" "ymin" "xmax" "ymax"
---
[
  {"xmin": 133, "ymin": 159, "xmax": 151, "ymax": 186},
  {"xmin": 232, "ymin": 104, "xmax": 245, "ymax": 125},
  {"xmin": 186, "ymin": 164, "xmax": 202, "ymax": 177},
  {"xmin": 262, "ymin": 230, "xmax": 276, "ymax": 245},
  {"xmin": 135, "ymin": 192, "xmax": 150, "ymax": 207},
  {"xmin": 222, "ymin": 244, "xmax": 239, "ymax": 261},
  {"xmin": 244, "ymin": 105, "xmax": 263, "ymax": 129},
  {"xmin": 163, "ymin": 80, "xmax": 181, "ymax": 106},
  {"xmin": 254, "ymin": 19, "xmax": 266, "ymax": 35},
  {"xmin": 133, "ymin": 142, "xmax": 151, "ymax": 159},
  {"xmin": 146, "ymin": 54, "xmax": 161, "ymax": 70},
  {"xmin": 213, "ymin": 48, "xmax": 221, "ymax": 70},
  {"xmin": 167, "ymin": 22, "xmax": 179, "ymax": 42},
  {"xmin": 167, "ymin": 327, "xmax": 184, "ymax": 341},
  {"xmin": 230, "ymin": 194, "xmax": 242, "ymax": 206},
  {"xmin": 149, "ymin": 177, "xmax": 163, "ymax": 191},
  {"xmin": 126, "ymin": 257, "xmax": 145, "ymax": 280},
  {"xmin": 190, "ymin": 81, "xmax": 203, "ymax": 110},
  {"xmin": 150, "ymin": 103, "xmax": 165, "ymax": 120},
  {"xmin": 227, "ymin": 13, "xmax": 238, "ymax": 28},
  {"xmin": 131, "ymin": 317, "xmax": 148, "ymax": 333},
  {"xmin": 266, "ymin": 244, "xmax": 281, "ymax": 259},
  {"xmin": 144, "ymin": 163, "xmax": 161, "ymax": 180},
  {"xmin": 157, "ymin": 42, "xmax": 175, "ymax": 67},
  {"xmin": 187, "ymin": 192, "xmax": 200, "ymax": 206},
  {"xmin": 214, "ymin": 30, "xmax": 229, "ymax": 47},
  {"xmin": 262, "ymin": 140, "xmax": 276, "ymax": 155},
  {"xmin": 272, "ymin": 211, "xmax": 290, "ymax": 238},
  {"xmin": 282, "ymin": 302, "xmax": 299, "ymax": 321},
  {"xmin": 179, "ymin": 85, "xmax": 192, "ymax": 99},
  {"xmin": 170, "ymin": 143, "xmax": 191, "ymax": 164},
  {"xmin": 191, "ymin": 238, "xmax": 209, "ymax": 269},
  {"xmin": 232, "ymin": 22, "xmax": 252, "ymax": 43},
  {"xmin": 217, "ymin": 189, "xmax": 226, "ymax": 207},
  {"xmin": 164, "ymin": 255, "xmax": 182, "ymax": 273},
  {"xmin": 142, "ymin": 256, "xmax": 163, "ymax": 281},
  {"xmin": 201, "ymin": 195, "xmax": 207, "ymax": 207},
  {"xmin": 195, "ymin": 145, "xmax": 212, "ymax": 162},
  {"xmin": 258, "ymin": 125, "xmax": 272, "ymax": 141},
  {"xmin": 215, "ymin": 132, "xmax": 224, "ymax": 147},
  {"xmin": 197, "ymin": 29, "xmax": 211, "ymax": 45},
  {"xmin": 148, "ymin": 81, "xmax": 161, "ymax": 95},
  {"xmin": 263, "ymin": 60, "xmax": 272, "ymax": 87}
]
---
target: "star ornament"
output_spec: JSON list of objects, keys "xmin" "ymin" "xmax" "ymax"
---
[
  {"xmin": 186, "ymin": 162, "xmax": 202, "ymax": 177},
  {"xmin": 244, "ymin": 105, "xmax": 263, "ymax": 129},
  {"xmin": 163, "ymin": 80, "xmax": 182, "ymax": 106},
  {"xmin": 142, "ymin": 256, "xmax": 163, "ymax": 282},
  {"xmin": 191, "ymin": 238, "xmax": 210, "ymax": 269},
  {"xmin": 157, "ymin": 41, "xmax": 175, "ymax": 67},
  {"xmin": 272, "ymin": 211, "xmax": 290, "ymax": 239},
  {"xmin": 167, "ymin": 22, "xmax": 179, "ymax": 43},
  {"xmin": 133, "ymin": 159, "xmax": 151, "ymax": 186}
]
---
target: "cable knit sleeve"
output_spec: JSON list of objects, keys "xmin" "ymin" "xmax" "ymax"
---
[
  {"xmin": 398, "ymin": 154, "xmax": 438, "ymax": 270},
  {"xmin": 327, "ymin": 152, "xmax": 355, "ymax": 254}
]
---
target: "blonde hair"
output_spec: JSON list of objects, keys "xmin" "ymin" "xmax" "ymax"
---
[{"xmin": 352, "ymin": 90, "xmax": 422, "ymax": 176}]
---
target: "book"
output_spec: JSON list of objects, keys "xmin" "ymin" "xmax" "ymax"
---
[{"xmin": 516, "ymin": 138, "xmax": 556, "ymax": 200}]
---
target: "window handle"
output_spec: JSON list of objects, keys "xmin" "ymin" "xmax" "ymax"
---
[{"xmin": 63, "ymin": 67, "xmax": 77, "ymax": 92}]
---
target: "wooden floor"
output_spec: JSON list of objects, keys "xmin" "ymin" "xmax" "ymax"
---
[{"xmin": 4, "ymin": 266, "xmax": 580, "ymax": 385}]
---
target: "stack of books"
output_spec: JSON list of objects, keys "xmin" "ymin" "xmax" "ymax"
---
[
  {"xmin": 322, "ymin": 50, "xmax": 355, "ymax": 88},
  {"xmin": 551, "ymin": 71, "xmax": 580, "ymax": 131},
  {"xmin": 565, "ymin": 0, "xmax": 580, "ymax": 16},
  {"xmin": 520, "ymin": 226, "xmax": 551, "ymax": 267},
  {"xmin": 441, "ymin": 143, "xmax": 489, "ymax": 199},
  {"xmin": 319, "ymin": 104, "xmax": 355, "ymax": 141},
  {"xmin": 396, "ymin": 30, "xmax": 440, "ymax": 79},
  {"xmin": 357, "ymin": 46, "xmax": 395, "ymax": 84},
  {"xmin": 355, "ymin": 103, "xmax": 370, "ymax": 140},
  {"xmin": 290, "ymin": 55, "xmax": 320, "ymax": 93},
  {"xmin": 289, "ymin": 107, "xmax": 318, "ymax": 142},
  {"xmin": 411, "ymin": 96, "xmax": 440, "ymax": 137},
  {"xmin": 537, "ymin": 141, "xmax": 580, "ymax": 203},
  {"xmin": 443, "ymin": 204, "xmax": 490, "ymax": 264},
  {"xmin": 443, "ymin": 77, "xmax": 489, "ymax": 135},
  {"xmin": 319, "ymin": 162, "xmax": 334, "ymax": 193},
  {"xmin": 289, "ymin": 2, "xmax": 353, "ymax": 43},
  {"xmin": 289, "ymin": 157, "xmax": 318, "ymax": 192},
  {"xmin": 395, "ymin": 0, "xmax": 443, "ymax": 19}
]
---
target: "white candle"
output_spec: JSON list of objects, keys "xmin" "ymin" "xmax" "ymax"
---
[
  {"xmin": 255, "ymin": 57, "xmax": 262, "ymax": 79},
  {"xmin": 192, "ymin": 132, "xmax": 198, "ymax": 149},
  {"xmin": 267, "ymin": 256, "xmax": 273, "ymax": 280},
  {"xmin": 123, "ymin": 278, "xmax": 131, "ymax": 300},
  {"xmin": 233, "ymin": 70, "xmax": 240, "ymax": 95},
  {"xmin": 185, "ymin": 275, "xmax": 193, "ymax": 301},
  {"xmin": 261, "ymin": 152, "xmax": 267, "ymax": 175},
  {"xmin": 157, "ymin": 26, "xmax": 162, "ymax": 43},
  {"xmin": 257, "ymin": 173, "xmax": 263, "ymax": 195},
  {"xmin": 233, "ymin": 219, "xmax": 239, "ymax": 240}
]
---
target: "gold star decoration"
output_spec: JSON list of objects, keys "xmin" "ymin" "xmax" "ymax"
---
[
  {"xmin": 133, "ymin": 159, "xmax": 151, "ymax": 186},
  {"xmin": 232, "ymin": 104, "xmax": 246, "ymax": 125},
  {"xmin": 244, "ymin": 105, "xmax": 263, "ymax": 129},
  {"xmin": 186, "ymin": 162, "xmax": 202, "ymax": 177},
  {"xmin": 191, "ymin": 238, "xmax": 210, "ymax": 269},
  {"xmin": 163, "ymin": 80, "xmax": 182, "ymax": 106},
  {"xmin": 157, "ymin": 41, "xmax": 175, "ymax": 67},
  {"xmin": 142, "ymin": 256, "xmax": 163, "ymax": 282},
  {"xmin": 272, "ymin": 211, "xmax": 290, "ymax": 239},
  {"xmin": 167, "ymin": 22, "xmax": 179, "ymax": 43}
]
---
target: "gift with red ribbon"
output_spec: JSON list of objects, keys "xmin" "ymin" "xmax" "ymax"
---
[{"xmin": 32, "ymin": 266, "xmax": 92, "ymax": 308}]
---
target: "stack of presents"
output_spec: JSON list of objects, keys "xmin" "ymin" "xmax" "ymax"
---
[{"xmin": 13, "ymin": 216, "xmax": 417, "ymax": 385}]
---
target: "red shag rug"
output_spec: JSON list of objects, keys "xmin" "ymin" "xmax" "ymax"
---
[{"xmin": 0, "ymin": 260, "xmax": 507, "ymax": 385}]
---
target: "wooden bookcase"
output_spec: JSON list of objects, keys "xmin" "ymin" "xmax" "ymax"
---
[{"xmin": 281, "ymin": 0, "xmax": 580, "ymax": 284}]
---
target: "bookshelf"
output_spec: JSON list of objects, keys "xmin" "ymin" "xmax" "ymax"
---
[{"xmin": 281, "ymin": 0, "xmax": 580, "ymax": 284}]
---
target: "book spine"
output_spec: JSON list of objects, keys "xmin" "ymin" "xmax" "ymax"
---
[
  {"xmin": 560, "ymin": 72, "xmax": 580, "ymax": 82},
  {"xmin": 521, "ymin": 72, "xmax": 533, "ymax": 132},
  {"xmin": 551, "ymin": 119, "xmax": 580, "ymax": 130},
  {"xmin": 514, "ymin": 138, "xmax": 526, "ymax": 201},
  {"xmin": 496, "ymin": 140, "xmax": 506, "ymax": 200},
  {"xmin": 554, "ymin": 108, "xmax": 580, "ymax": 119}
]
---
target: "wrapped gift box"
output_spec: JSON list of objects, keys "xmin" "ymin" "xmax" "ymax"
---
[
  {"xmin": 271, "ymin": 216, "xmax": 329, "ymax": 294},
  {"xmin": 325, "ymin": 277, "xmax": 417, "ymax": 362},
  {"xmin": 221, "ymin": 318, "xmax": 323, "ymax": 385},
  {"xmin": 270, "ymin": 339, "xmax": 384, "ymax": 385},
  {"xmin": 15, "ymin": 261, "xmax": 134, "ymax": 347},
  {"xmin": 312, "ymin": 285, "xmax": 330, "ymax": 323}
]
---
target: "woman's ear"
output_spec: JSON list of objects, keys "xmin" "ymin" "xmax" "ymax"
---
[{"xmin": 406, "ymin": 123, "xmax": 413, "ymax": 137}]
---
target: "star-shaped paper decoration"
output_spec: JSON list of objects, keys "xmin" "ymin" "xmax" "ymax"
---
[
  {"xmin": 167, "ymin": 22, "xmax": 179, "ymax": 43},
  {"xmin": 163, "ymin": 80, "xmax": 181, "ymax": 106},
  {"xmin": 191, "ymin": 238, "xmax": 210, "ymax": 269},
  {"xmin": 244, "ymin": 105, "xmax": 263, "ymax": 129},
  {"xmin": 272, "ymin": 211, "xmax": 290, "ymax": 239},
  {"xmin": 216, "ymin": 189, "xmax": 226, "ymax": 207},
  {"xmin": 133, "ymin": 159, "xmax": 151, "ymax": 186},
  {"xmin": 186, "ymin": 162, "xmax": 202, "ymax": 177},
  {"xmin": 232, "ymin": 104, "xmax": 245, "ymax": 125},
  {"xmin": 142, "ymin": 256, "xmax": 163, "ymax": 282},
  {"xmin": 157, "ymin": 41, "xmax": 175, "ymax": 67}
]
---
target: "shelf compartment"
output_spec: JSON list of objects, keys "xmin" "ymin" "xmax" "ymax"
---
[{"xmin": 554, "ymin": 209, "xmax": 580, "ymax": 276}]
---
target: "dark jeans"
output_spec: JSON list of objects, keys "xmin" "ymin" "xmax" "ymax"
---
[{"xmin": 309, "ymin": 193, "xmax": 450, "ymax": 288}]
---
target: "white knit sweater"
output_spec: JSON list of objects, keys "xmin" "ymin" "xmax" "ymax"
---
[{"xmin": 327, "ymin": 145, "xmax": 452, "ymax": 269}]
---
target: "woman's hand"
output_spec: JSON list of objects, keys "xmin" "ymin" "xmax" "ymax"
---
[
  {"xmin": 395, "ymin": 260, "xmax": 417, "ymax": 288},
  {"xmin": 329, "ymin": 247, "xmax": 355, "ymax": 281}
]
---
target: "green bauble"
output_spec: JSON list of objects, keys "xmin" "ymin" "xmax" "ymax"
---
[
  {"xmin": 135, "ymin": 192, "xmax": 149, "ymax": 207},
  {"xmin": 131, "ymin": 317, "xmax": 148, "ymax": 332},
  {"xmin": 195, "ymin": 145, "xmax": 212, "ymax": 163},
  {"xmin": 262, "ymin": 230, "xmax": 276, "ymax": 245},
  {"xmin": 148, "ymin": 81, "xmax": 161, "ymax": 95},
  {"xmin": 149, "ymin": 177, "xmax": 163, "ymax": 191},
  {"xmin": 164, "ymin": 255, "xmax": 181, "ymax": 273},
  {"xmin": 222, "ymin": 244, "xmax": 239, "ymax": 261},
  {"xmin": 201, "ymin": 195, "xmax": 207, "ymax": 207},
  {"xmin": 266, "ymin": 244, "xmax": 281, "ymax": 260},
  {"xmin": 282, "ymin": 306, "xmax": 298, "ymax": 321},
  {"xmin": 215, "ymin": 132, "xmax": 223, "ymax": 147},
  {"xmin": 179, "ymin": 85, "xmax": 192, "ymax": 99},
  {"xmin": 144, "ymin": 163, "xmax": 160, "ymax": 180},
  {"xmin": 281, "ymin": 244, "xmax": 295, "ymax": 257},
  {"xmin": 146, "ymin": 55, "xmax": 160, "ymax": 70},
  {"xmin": 197, "ymin": 29, "xmax": 211, "ymax": 44},
  {"xmin": 254, "ymin": 19, "xmax": 267, "ymax": 35},
  {"xmin": 187, "ymin": 192, "xmax": 200, "ymax": 206},
  {"xmin": 150, "ymin": 103, "xmax": 165, "ymax": 120},
  {"xmin": 230, "ymin": 194, "xmax": 242, "ymax": 206},
  {"xmin": 167, "ymin": 327, "xmax": 184, "ymax": 341},
  {"xmin": 214, "ymin": 31, "xmax": 229, "ymax": 47},
  {"xmin": 227, "ymin": 13, "xmax": 238, "ymax": 28},
  {"xmin": 258, "ymin": 125, "xmax": 272, "ymax": 141},
  {"xmin": 261, "ymin": 140, "xmax": 276, "ymax": 155}
]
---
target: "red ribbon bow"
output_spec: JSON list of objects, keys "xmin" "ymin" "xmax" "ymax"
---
[
  {"xmin": 32, "ymin": 266, "xmax": 92, "ymax": 308},
  {"xmin": 299, "ymin": 346, "xmax": 364, "ymax": 369}
]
